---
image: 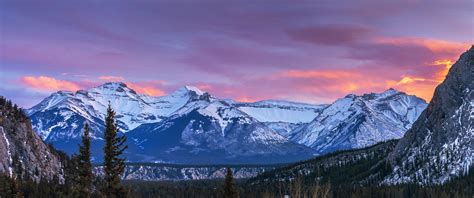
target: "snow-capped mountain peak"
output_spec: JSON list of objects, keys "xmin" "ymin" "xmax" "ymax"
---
[
  {"xmin": 28, "ymin": 83, "xmax": 192, "ymax": 141},
  {"xmin": 291, "ymin": 89, "xmax": 427, "ymax": 155},
  {"xmin": 27, "ymin": 81, "xmax": 428, "ymax": 164},
  {"xmin": 169, "ymin": 85, "xmax": 207, "ymax": 97},
  {"xmin": 183, "ymin": 85, "xmax": 206, "ymax": 95}
]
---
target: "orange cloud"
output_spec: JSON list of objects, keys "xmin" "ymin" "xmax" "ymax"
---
[
  {"xmin": 235, "ymin": 96, "xmax": 256, "ymax": 103},
  {"xmin": 431, "ymin": 59, "xmax": 454, "ymax": 82},
  {"xmin": 395, "ymin": 76, "xmax": 427, "ymax": 85},
  {"xmin": 384, "ymin": 75, "xmax": 439, "ymax": 101},
  {"xmin": 373, "ymin": 37, "xmax": 469, "ymax": 54},
  {"xmin": 127, "ymin": 83, "xmax": 166, "ymax": 96},
  {"xmin": 273, "ymin": 67, "xmax": 443, "ymax": 102},
  {"xmin": 96, "ymin": 76, "xmax": 166, "ymax": 96},
  {"xmin": 21, "ymin": 76, "xmax": 82, "ymax": 92}
]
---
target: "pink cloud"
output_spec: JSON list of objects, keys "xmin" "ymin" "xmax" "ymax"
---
[
  {"xmin": 21, "ymin": 76, "xmax": 82, "ymax": 92},
  {"xmin": 126, "ymin": 82, "xmax": 166, "ymax": 96}
]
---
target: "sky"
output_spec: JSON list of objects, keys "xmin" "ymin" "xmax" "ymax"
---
[{"xmin": 1, "ymin": 0, "xmax": 473, "ymax": 108}]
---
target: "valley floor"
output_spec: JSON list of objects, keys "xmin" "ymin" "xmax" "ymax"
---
[{"xmin": 2, "ymin": 169, "xmax": 471, "ymax": 198}]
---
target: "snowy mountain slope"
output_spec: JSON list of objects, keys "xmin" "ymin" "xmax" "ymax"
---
[
  {"xmin": 291, "ymin": 89, "xmax": 427, "ymax": 155},
  {"xmin": 384, "ymin": 46, "xmax": 474, "ymax": 185},
  {"xmin": 127, "ymin": 98, "xmax": 315, "ymax": 164},
  {"xmin": 27, "ymin": 83, "xmax": 212, "ymax": 156},
  {"xmin": 27, "ymin": 83, "xmax": 318, "ymax": 163},
  {"xmin": 27, "ymin": 81, "xmax": 427, "ymax": 164},
  {"xmin": 236, "ymin": 100, "xmax": 326, "ymax": 137},
  {"xmin": 27, "ymin": 83, "xmax": 202, "ymax": 140},
  {"xmin": 236, "ymin": 100, "xmax": 325, "ymax": 123},
  {"xmin": 27, "ymin": 83, "xmax": 321, "ymax": 141}
]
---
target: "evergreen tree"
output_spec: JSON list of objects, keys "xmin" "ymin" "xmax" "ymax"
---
[
  {"xmin": 223, "ymin": 167, "xmax": 238, "ymax": 198},
  {"xmin": 77, "ymin": 123, "xmax": 93, "ymax": 197},
  {"xmin": 103, "ymin": 104, "xmax": 128, "ymax": 197}
]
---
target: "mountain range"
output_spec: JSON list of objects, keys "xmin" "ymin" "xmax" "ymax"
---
[
  {"xmin": 0, "ymin": 45, "xmax": 470, "ymax": 187},
  {"xmin": 250, "ymin": 46, "xmax": 474, "ymax": 185},
  {"xmin": 26, "ymin": 82, "xmax": 426, "ymax": 164}
]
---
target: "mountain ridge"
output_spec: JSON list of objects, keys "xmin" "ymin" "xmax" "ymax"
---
[
  {"xmin": 26, "ymin": 82, "xmax": 426, "ymax": 165},
  {"xmin": 291, "ymin": 87, "xmax": 427, "ymax": 155}
]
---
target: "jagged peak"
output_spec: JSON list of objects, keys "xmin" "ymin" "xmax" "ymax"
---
[
  {"xmin": 344, "ymin": 93, "xmax": 357, "ymax": 99},
  {"xmin": 170, "ymin": 85, "xmax": 207, "ymax": 96},
  {"xmin": 96, "ymin": 82, "xmax": 128, "ymax": 89},
  {"xmin": 183, "ymin": 85, "xmax": 206, "ymax": 95},
  {"xmin": 90, "ymin": 82, "xmax": 137, "ymax": 95},
  {"xmin": 383, "ymin": 87, "xmax": 399, "ymax": 94}
]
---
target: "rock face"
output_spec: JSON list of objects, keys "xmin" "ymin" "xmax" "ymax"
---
[
  {"xmin": 0, "ymin": 97, "xmax": 64, "ymax": 182},
  {"xmin": 291, "ymin": 89, "xmax": 427, "ymax": 155},
  {"xmin": 385, "ymin": 46, "xmax": 474, "ymax": 185}
]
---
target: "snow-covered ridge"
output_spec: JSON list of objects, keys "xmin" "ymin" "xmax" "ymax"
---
[
  {"xmin": 27, "ymin": 82, "xmax": 204, "ymax": 140},
  {"xmin": 27, "ymin": 82, "xmax": 428, "ymax": 165},
  {"xmin": 27, "ymin": 82, "xmax": 325, "ymax": 141},
  {"xmin": 236, "ymin": 100, "xmax": 326, "ymax": 123},
  {"xmin": 291, "ymin": 88, "xmax": 427, "ymax": 154}
]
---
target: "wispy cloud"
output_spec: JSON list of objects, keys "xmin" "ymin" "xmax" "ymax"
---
[{"xmin": 21, "ymin": 76, "xmax": 82, "ymax": 92}]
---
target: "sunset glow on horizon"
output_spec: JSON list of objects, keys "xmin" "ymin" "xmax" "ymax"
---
[{"xmin": 1, "ymin": 0, "xmax": 472, "ymax": 107}]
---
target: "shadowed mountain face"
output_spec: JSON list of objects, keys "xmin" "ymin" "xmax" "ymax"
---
[
  {"xmin": 384, "ymin": 46, "xmax": 474, "ymax": 185},
  {"xmin": 126, "ymin": 103, "xmax": 315, "ymax": 164}
]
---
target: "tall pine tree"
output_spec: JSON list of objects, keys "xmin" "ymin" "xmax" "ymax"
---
[
  {"xmin": 77, "ymin": 123, "xmax": 93, "ymax": 197},
  {"xmin": 103, "ymin": 104, "xmax": 128, "ymax": 197},
  {"xmin": 223, "ymin": 167, "xmax": 239, "ymax": 198}
]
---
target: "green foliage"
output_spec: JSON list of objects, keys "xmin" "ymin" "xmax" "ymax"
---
[
  {"xmin": 248, "ymin": 140, "xmax": 398, "ymax": 187},
  {"xmin": 102, "ymin": 104, "xmax": 128, "ymax": 197},
  {"xmin": 123, "ymin": 179, "xmax": 224, "ymax": 198},
  {"xmin": 224, "ymin": 168, "xmax": 239, "ymax": 198},
  {"xmin": 118, "ymin": 169, "xmax": 473, "ymax": 198},
  {"xmin": 0, "ymin": 97, "xmax": 28, "ymax": 123},
  {"xmin": 77, "ymin": 123, "xmax": 93, "ymax": 197}
]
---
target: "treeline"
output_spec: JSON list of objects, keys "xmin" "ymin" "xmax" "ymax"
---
[
  {"xmin": 0, "ymin": 96, "xmax": 28, "ymax": 124},
  {"xmin": 118, "ymin": 167, "xmax": 474, "ymax": 198}
]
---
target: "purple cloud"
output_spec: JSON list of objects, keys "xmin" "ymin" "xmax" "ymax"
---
[{"xmin": 0, "ymin": 0, "xmax": 472, "ymax": 107}]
